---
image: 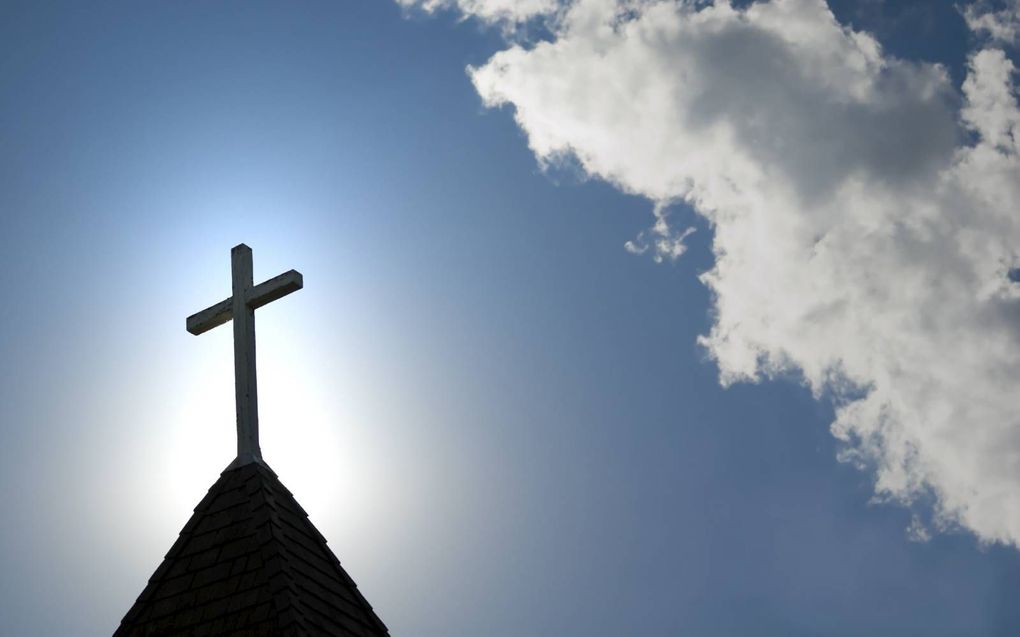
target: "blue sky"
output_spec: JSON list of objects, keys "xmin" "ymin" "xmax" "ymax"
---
[{"xmin": 2, "ymin": 1, "xmax": 1020, "ymax": 635}]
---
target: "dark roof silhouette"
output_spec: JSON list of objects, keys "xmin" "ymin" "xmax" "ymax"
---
[{"xmin": 114, "ymin": 461, "xmax": 389, "ymax": 636}]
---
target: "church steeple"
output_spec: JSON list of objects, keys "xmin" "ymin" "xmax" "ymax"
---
[
  {"xmin": 114, "ymin": 462, "xmax": 389, "ymax": 635},
  {"xmin": 116, "ymin": 245, "xmax": 389, "ymax": 636}
]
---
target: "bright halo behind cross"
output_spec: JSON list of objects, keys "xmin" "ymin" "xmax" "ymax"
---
[{"xmin": 161, "ymin": 308, "xmax": 385, "ymax": 541}]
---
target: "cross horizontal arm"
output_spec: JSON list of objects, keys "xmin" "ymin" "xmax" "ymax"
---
[
  {"xmin": 248, "ymin": 270, "xmax": 303, "ymax": 310},
  {"xmin": 187, "ymin": 297, "xmax": 232, "ymax": 335},
  {"xmin": 185, "ymin": 270, "xmax": 303, "ymax": 335}
]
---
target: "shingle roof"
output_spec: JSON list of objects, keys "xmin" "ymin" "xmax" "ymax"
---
[{"xmin": 114, "ymin": 461, "xmax": 389, "ymax": 636}]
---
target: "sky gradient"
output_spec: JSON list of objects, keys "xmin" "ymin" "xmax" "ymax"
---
[{"xmin": 3, "ymin": 1, "xmax": 1020, "ymax": 635}]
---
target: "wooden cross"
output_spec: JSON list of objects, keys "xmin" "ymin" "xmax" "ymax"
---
[{"xmin": 186, "ymin": 244, "xmax": 303, "ymax": 468}]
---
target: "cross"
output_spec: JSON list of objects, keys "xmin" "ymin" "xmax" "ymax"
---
[{"xmin": 186, "ymin": 244, "xmax": 303, "ymax": 469}]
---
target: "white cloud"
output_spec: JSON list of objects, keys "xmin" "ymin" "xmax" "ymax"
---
[
  {"xmin": 965, "ymin": 0, "xmax": 1020, "ymax": 46},
  {"xmin": 463, "ymin": 0, "xmax": 1020, "ymax": 545},
  {"xmin": 623, "ymin": 204, "xmax": 696, "ymax": 262},
  {"xmin": 395, "ymin": 0, "xmax": 559, "ymax": 24}
]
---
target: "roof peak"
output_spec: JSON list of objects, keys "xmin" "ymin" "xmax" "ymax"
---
[{"xmin": 115, "ymin": 462, "xmax": 388, "ymax": 636}]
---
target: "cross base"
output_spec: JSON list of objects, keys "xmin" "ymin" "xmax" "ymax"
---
[{"xmin": 225, "ymin": 449, "xmax": 267, "ymax": 471}]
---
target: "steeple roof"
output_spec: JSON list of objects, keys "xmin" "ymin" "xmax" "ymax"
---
[{"xmin": 114, "ymin": 461, "xmax": 389, "ymax": 636}]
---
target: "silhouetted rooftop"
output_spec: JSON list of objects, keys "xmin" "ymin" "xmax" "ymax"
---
[{"xmin": 115, "ymin": 461, "xmax": 389, "ymax": 636}]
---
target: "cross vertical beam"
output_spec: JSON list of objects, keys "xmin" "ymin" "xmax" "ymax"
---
[
  {"xmin": 231, "ymin": 245, "xmax": 260, "ymax": 465},
  {"xmin": 186, "ymin": 244, "xmax": 303, "ymax": 469}
]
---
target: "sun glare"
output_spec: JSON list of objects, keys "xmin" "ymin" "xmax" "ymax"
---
[{"xmin": 160, "ymin": 318, "xmax": 388, "ymax": 538}]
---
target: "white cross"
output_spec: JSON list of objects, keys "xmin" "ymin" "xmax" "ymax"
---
[{"xmin": 186, "ymin": 244, "xmax": 303, "ymax": 469}]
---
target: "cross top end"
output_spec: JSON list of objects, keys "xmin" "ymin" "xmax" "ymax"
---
[{"xmin": 186, "ymin": 244, "xmax": 304, "ymax": 470}]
